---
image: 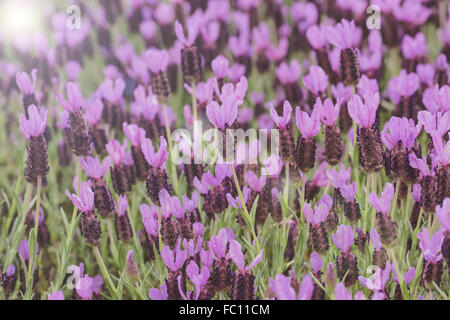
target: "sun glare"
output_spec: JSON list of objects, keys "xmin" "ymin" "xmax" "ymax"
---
[{"xmin": 0, "ymin": 1, "xmax": 42, "ymax": 38}]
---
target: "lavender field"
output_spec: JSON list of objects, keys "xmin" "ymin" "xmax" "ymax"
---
[{"xmin": 0, "ymin": 0, "xmax": 449, "ymax": 301}]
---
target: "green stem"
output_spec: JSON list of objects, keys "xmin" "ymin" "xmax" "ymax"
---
[
  {"xmin": 390, "ymin": 179, "xmax": 400, "ymax": 219},
  {"xmin": 162, "ymin": 104, "xmax": 179, "ymax": 195},
  {"xmin": 191, "ymin": 80, "xmax": 198, "ymax": 125},
  {"xmin": 93, "ymin": 246, "xmax": 119, "ymax": 299},
  {"xmin": 106, "ymin": 219, "xmax": 119, "ymax": 264},
  {"xmin": 388, "ymin": 247, "xmax": 410, "ymax": 300},
  {"xmin": 230, "ymin": 165, "xmax": 261, "ymax": 252},
  {"xmin": 370, "ymin": 173, "xmax": 377, "ymax": 230},
  {"xmin": 25, "ymin": 176, "xmax": 42, "ymax": 300},
  {"xmin": 284, "ymin": 163, "xmax": 289, "ymax": 204}
]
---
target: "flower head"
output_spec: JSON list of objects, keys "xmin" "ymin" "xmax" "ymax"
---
[
  {"xmin": 324, "ymin": 19, "xmax": 358, "ymax": 49},
  {"xmin": 326, "ymin": 163, "xmax": 351, "ymax": 188},
  {"xmin": 116, "ymin": 195, "xmax": 128, "ymax": 216},
  {"xmin": 295, "ymin": 107, "xmax": 321, "ymax": 138},
  {"xmin": 332, "ymin": 225, "xmax": 354, "ymax": 252},
  {"xmin": 175, "ymin": 20, "xmax": 198, "ymax": 47},
  {"xmin": 436, "ymin": 198, "xmax": 450, "ymax": 232},
  {"xmin": 244, "ymin": 170, "xmax": 267, "ymax": 193},
  {"xmin": 106, "ymin": 139, "xmax": 128, "ymax": 166},
  {"xmin": 347, "ymin": 93, "xmax": 379, "ymax": 128},
  {"xmin": 81, "ymin": 156, "xmax": 110, "ymax": 180},
  {"xmin": 19, "ymin": 105, "xmax": 47, "ymax": 139},
  {"xmin": 302, "ymin": 65, "xmax": 328, "ymax": 96},
  {"xmin": 275, "ymin": 59, "xmax": 301, "ymax": 84},
  {"xmin": 145, "ymin": 48, "xmax": 169, "ymax": 73},
  {"xmin": 141, "ymin": 137, "xmax": 168, "ymax": 169},
  {"xmin": 56, "ymin": 82, "xmax": 83, "ymax": 113},
  {"xmin": 316, "ymin": 97, "xmax": 341, "ymax": 126},
  {"xmin": 123, "ymin": 123, "xmax": 146, "ymax": 147},
  {"xmin": 270, "ymin": 101, "xmax": 292, "ymax": 130},
  {"xmin": 227, "ymin": 240, "xmax": 263, "ymax": 271},
  {"xmin": 381, "ymin": 116, "xmax": 421, "ymax": 150},
  {"xmin": 211, "ymin": 55, "xmax": 229, "ymax": 79},
  {"xmin": 149, "ymin": 283, "xmax": 168, "ymax": 300},
  {"xmin": 16, "ymin": 69, "xmax": 37, "ymax": 94},
  {"xmin": 310, "ymin": 252, "xmax": 322, "ymax": 274},
  {"xmin": 66, "ymin": 181, "xmax": 94, "ymax": 214},
  {"xmin": 84, "ymin": 99, "xmax": 104, "ymax": 125},
  {"xmin": 303, "ymin": 200, "xmax": 329, "ymax": 225},
  {"xmin": 161, "ymin": 243, "xmax": 187, "ymax": 272},
  {"xmin": 369, "ymin": 183, "xmax": 394, "ymax": 216},
  {"xmin": 418, "ymin": 228, "xmax": 444, "ymax": 263},
  {"xmin": 340, "ymin": 181, "xmax": 357, "ymax": 202},
  {"xmin": 306, "ymin": 24, "xmax": 328, "ymax": 50}
]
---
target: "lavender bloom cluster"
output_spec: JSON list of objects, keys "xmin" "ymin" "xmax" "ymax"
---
[{"xmin": 0, "ymin": 0, "xmax": 449, "ymax": 301}]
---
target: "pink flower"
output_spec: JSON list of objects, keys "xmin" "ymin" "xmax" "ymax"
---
[
  {"xmin": 48, "ymin": 291, "xmax": 65, "ymax": 300},
  {"xmin": 303, "ymin": 200, "xmax": 329, "ymax": 225},
  {"xmin": 332, "ymin": 225, "xmax": 354, "ymax": 252},
  {"xmin": 106, "ymin": 139, "xmax": 127, "ymax": 166},
  {"xmin": 315, "ymin": 97, "xmax": 341, "ymax": 126},
  {"xmin": 227, "ymin": 240, "xmax": 263, "ymax": 271},
  {"xmin": 275, "ymin": 59, "xmax": 301, "ymax": 84},
  {"xmin": 144, "ymin": 48, "xmax": 169, "ymax": 73},
  {"xmin": 206, "ymin": 100, "xmax": 238, "ymax": 130},
  {"xmin": 161, "ymin": 243, "xmax": 187, "ymax": 272},
  {"xmin": 56, "ymin": 82, "xmax": 83, "ymax": 113},
  {"xmin": 334, "ymin": 282, "xmax": 352, "ymax": 300},
  {"xmin": 140, "ymin": 204, "xmax": 158, "ymax": 237},
  {"xmin": 175, "ymin": 20, "xmax": 198, "ymax": 47},
  {"xmin": 381, "ymin": 116, "xmax": 421, "ymax": 150},
  {"xmin": 252, "ymin": 22, "xmax": 271, "ymax": 51},
  {"xmin": 184, "ymin": 260, "xmax": 210, "ymax": 300},
  {"xmin": 211, "ymin": 55, "xmax": 229, "ymax": 79},
  {"xmin": 436, "ymin": 198, "xmax": 450, "ymax": 232},
  {"xmin": 326, "ymin": 163, "xmax": 351, "ymax": 188},
  {"xmin": 81, "ymin": 156, "xmax": 110, "ymax": 180},
  {"xmin": 269, "ymin": 274, "xmax": 314, "ymax": 300},
  {"xmin": 331, "ymin": 82, "xmax": 353, "ymax": 102},
  {"xmin": 422, "ymin": 85, "xmax": 450, "ymax": 113},
  {"xmin": 16, "ymin": 69, "xmax": 37, "ymax": 95},
  {"xmin": 401, "ymin": 33, "xmax": 428, "ymax": 61},
  {"xmin": 244, "ymin": 170, "xmax": 267, "ymax": 193},
  {"xmin": 347, "ymin": 93, "xmax": 379, "ymax": 128},
  {"xmin": 387, "ymin": 70, "xmax": 420, "ymax": 104},
  {"xmin": 66, "ymin": 60, "xmax": 82, "ymax": 81},
  {"xmin": 302, "ymin": 65, "xmax": 328, "ymax": 96},
  {"xmin": 141, "ymin": 137, "xmax": 169, "ymax": 169},
  {"xmin": 324, "ymin": 19, "xmax": 358, "ymax": 49},
  {"xmin": 123, "ymin": 123, "xmax": 146, "ymax": 147},
  {"xmin": 116, "ymin": 195, "xmax": 128, "ymax": 216},
  {"xmin": 370, "ymin": 228, "xmax": 383, "ymax": 251},
  {"xmin": 310, "ymin": 252, "xmax": 322, "ymax": 274},
  {"xmin": 418, "ymin": 110, "xmax": 450, "ymax": 137},
  {"xmin": 417, "ymin": 228, "xmax": 444, "ymax": 263},
  {"xmin": 306, "ymin": 24, "xmax": 328, "ymax": 50},
  {"xmin": 149, "ymin": 283, "xmax": 168, "ymax": 300},
  {"xmin": 66, "ymin": 181, "xmax": 94, "ymax": 214},
  {"xmin": 340, "ymin": 181, "xmax": 357, "ymax": 202},
  {"xmin": 408, "ymin": 153, "xmax": 431, "ymax": 176},
  {"xmin": 99, "ymin": 78, "xmax": 125, "ymax": 104},
  {"xmin": 394, "ymin": 1, "xmax": 431, "ymax": 26},
  {"xmin": 369, "ymin": 182, "xmax": 394, "ymax": 216},
  {"xmin": 19, "ymin": 105, "xmax": 47, "ymax": 139},
  {"xmin": 18, "ymin": 240, "xmax": 38, "ymax": 262},
  {"xmin": 270, "ymin": 101, "xmax": 292, "ymax": 130},
  {"xmin": 295, "ymin": 107, "xmax": 321, "ymax": 138},
  {"xmin": 208, "ymin": 228, "xmax": 229, "ymax": 259},
  {"xmin": 84, "ymin": 99, "xmax": 104, "ymax": 125}
]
